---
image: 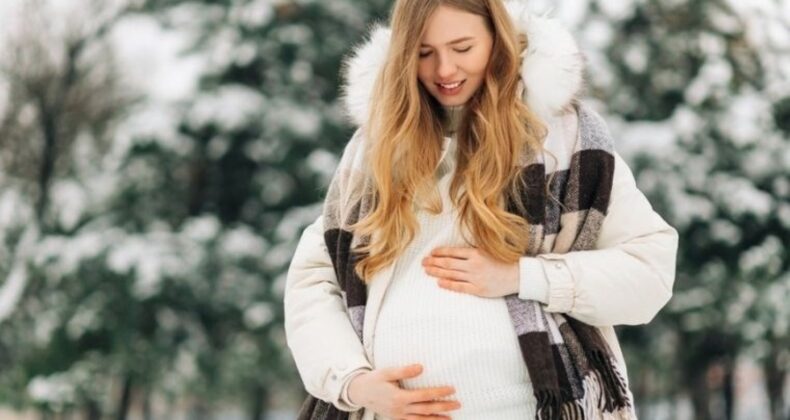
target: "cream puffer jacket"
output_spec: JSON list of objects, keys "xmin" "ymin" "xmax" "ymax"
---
[{"xmin": 284, "ymin": 3, "xmax": 679, "ymax": 419}]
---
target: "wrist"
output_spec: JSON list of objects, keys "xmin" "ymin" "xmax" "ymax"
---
[
  {"xmin": 346, "ymin": 370, "xmax": 369, "ymax": 408},
  {"xmin": 510, "ymin": 262, "xmax": 520, "ymax": 295}
]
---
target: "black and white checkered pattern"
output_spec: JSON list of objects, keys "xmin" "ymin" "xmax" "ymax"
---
[{"xmin": 298, "ymin": 103, "xmax": 636, "ymax": 420}]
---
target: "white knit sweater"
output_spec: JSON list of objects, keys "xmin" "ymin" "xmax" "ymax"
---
[
  {"xmin": 367, "ymin": 106, "xmax": 537, "ymax": 419},
  {"xmin": 286, "ymin": 105, "xmax": 679, "ymax": 419}
]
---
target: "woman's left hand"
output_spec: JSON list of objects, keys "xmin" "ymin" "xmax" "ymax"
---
[{"xmin": 421, "ymin": 246, "xmax": 519, "ymax": 298}]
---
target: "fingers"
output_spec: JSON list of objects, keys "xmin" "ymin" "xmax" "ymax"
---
[
  {"xmin": 401, "ymin": 385, "xmax": 457, "ymax": 403},
  {"xmin": 437, "ymin": 279, "xmax": 480, "ymax": 295},
  {"xmin": 424, "ymin": 265, "xmax": 469, "ymax": 281},
  {"xmin": 378, "ymin": 364, "xmax": 460, "ymax": 420},
  {"xmin": 430, "ymin": 246, "xmax": 475, "ymax": 259},
  {"xmin": 406, "ymin": 399, "xmax": 462, "ymax": 415},
  {"xmin": 382, "ymin": 364, "xmax": 424, "ymax": 381},
  {"xmin": 422, "ymin": 256, "xmax": 469, "ymax": 272}
]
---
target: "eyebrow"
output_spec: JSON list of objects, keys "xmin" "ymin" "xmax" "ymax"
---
[{"xmin": 420, "ymin": 36, "xmax": 475, "ymax": 47}]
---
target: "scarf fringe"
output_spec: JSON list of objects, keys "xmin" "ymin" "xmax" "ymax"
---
[
  {"xmin": 535, "ymin": 355, "xmax": 635, "ymax": 420},
  {"xmin": 587, "ymin": 349, "xmax": 632, "ymax": 412},
  {"xmin": 534, "ymin": 388, "xmax": 589, "ymax": 420}
]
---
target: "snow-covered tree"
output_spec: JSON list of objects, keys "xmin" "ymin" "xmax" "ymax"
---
[{"xmin": 534, "ymin": 0, "xmax": 789, "ymax": 418}]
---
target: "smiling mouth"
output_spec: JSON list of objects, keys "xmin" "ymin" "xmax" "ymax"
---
[{"xmin": 436, "ymin": 80, "xmax": 465, "ymax": 89}]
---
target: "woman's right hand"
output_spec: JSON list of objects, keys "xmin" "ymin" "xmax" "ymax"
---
[{"xmin": 347, "ymin": 363, "xmax": 461, "ymax": 420}]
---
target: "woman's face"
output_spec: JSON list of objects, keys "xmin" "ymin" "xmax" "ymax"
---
[{"xmin": 417, "ymin": 5, "xmax": 494, "ymax": 107}]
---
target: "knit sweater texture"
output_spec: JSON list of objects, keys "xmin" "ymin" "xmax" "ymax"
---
[{"xmin": 369, "ymin": 105, "xmax": 537, "ymax": 419}]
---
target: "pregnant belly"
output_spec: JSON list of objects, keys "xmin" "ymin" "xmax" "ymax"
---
[{"xmin": 371, "ymin": 292, "xmax": 535, "ymax": 416}]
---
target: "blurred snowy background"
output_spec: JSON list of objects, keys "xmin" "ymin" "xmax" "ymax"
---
[{"xmin": 0, "ymin": 0, "xmax": 787, "ymax": 419}]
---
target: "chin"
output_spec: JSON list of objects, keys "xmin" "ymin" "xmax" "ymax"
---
[{"xmin": 434, "ymin": 93, "xmax": 471, "ymax": 107}]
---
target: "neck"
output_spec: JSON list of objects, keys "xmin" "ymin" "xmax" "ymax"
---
[{"xmin": 442, "ymin": 104, "xmax": 465, "ymax": 136}]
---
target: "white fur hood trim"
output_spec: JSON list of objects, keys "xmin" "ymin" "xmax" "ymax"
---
[{"xmin": 340, "ymin": 0, "xmax": 585, "ymax": 126}]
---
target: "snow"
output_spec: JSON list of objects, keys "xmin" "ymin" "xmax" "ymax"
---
[
  {"xmin": 580, "ymin": 18, "xmax": 614, "ymax": 49},
  {"xmin": 274, "ymin": 203, "xmax": 322, "ymax": 242},
  {"xmin": 726, "ymin": 283, "xmax": 757, "ymax": 326},
  {"xmin": 742, "ymin": 147, "xmax": 780, "ymax": 180},
  {"xmin": 671, "ymin": 106, "xmax": 706, "ymax": 142},
  {"xmin": 110, "ymin": 14, "xmax": 203, "ymax": 102},
  {"xmin": 660, "ymin": 182, "xmax": 716, "ymax": 229},
  {"xmin": 264, "ymin": 100, "xmax": 322, "ymax": 138},
  {"xmin": 669, "ymin": 287, "xmax": 716, "ymax": 312},
  {"xmin": 243, "ymin": 302, "xmax": 274, "ymax": 329},
  {"xmin": 187, "ymin": 85, "xmax": 266, "ymax": 131},
  {"xmin": 0, "ymin": 78, "xmax": 8, "ymax": 119},
  {"xmin": 27, "ymin": 374, "xmax": 76, "ymax": 405},
  {"xmin": 109, "ymin": 12, "xmax": 205, "ymax": 159},
  {"xmin": 259, "ymin": 169, "xmax": 297, "ymax": 206},
  {"xmin": 66, "ymin": 304, "xmax": 100, "ymax": 340},
  {"xmin": 228, "ymin": 0, "xmax": 275, "ymax": 28},
  {"xmin": 290, "ymin": 60, "xmax": 314, "ymax": 84},
  {"xmin": 112, "ymin": 103, "xmax": 194, "ymax": 156},
  {"xmin": 49, "ymin": 180, "xmax": 88, "ymax": 230},
  {"xmin": 709, "ymin": 219, "xmax": 742, "ymax": 246},
  {"xmin": 181, "ymin": 215, "xmax": 221, "ymax": 243},
  {"xmin": 778, "ymin": 204, "xmax": 790, "ymax": 229},
  {"xmin": 219, "ymin": 226, "xmax": 269, "ymax": 259},
  {"xmin": 720, "ymin": 92, "xmax": 773, "ymax": 147},
  {"xmin": 709, "ymin": 174, "xmax": 774, "ymax": 220},
  {"xmin": 684, "ymin": 58, "xmax": 733, "ymax": 104},
  {"xmin": 595, "ymin": 0, "xmax": 636, "ymax": 20},
  {"xmin": 244, "ymin": 137, "xmax": 285, "ymax": 162},
  {"xmin": 306, "ymin": 148, "xmax": 340, "ymax": 183},
  {"xmin": 738, "ymin": 236, "xmax": 784, "ymax": 275},
  {"xmin": 0, "ymin": 189, "xmax": 33, "ymax": 228},
  {"xmin": 275, "ymin": 23, "xmax": 314, "ymax": 45},
  {"xmin": 0, "ymin": 225, "xmax": 38, "ymax": 322},
  {"xmin": 262, "ymin": 242, "xmax": 295, "ymax": 272},
  {"xmin": 543, "ymin": 0, "xmax": 589, "ymax": 28},
  {"xmin": 614, "ymin": 119, "xmax": 676, "ymax": 159},
  {"xmin": 622, "ymin": 39, "xmax": 648, "ymax": 73},
  {"xmin": 698, "ymin": 31, "xmax": 726, "ymax": 56}
]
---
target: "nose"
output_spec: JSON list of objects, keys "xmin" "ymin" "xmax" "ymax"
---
[{"xmin": 436, "ymin": 53, "xmax": 457, "ymax": 80}]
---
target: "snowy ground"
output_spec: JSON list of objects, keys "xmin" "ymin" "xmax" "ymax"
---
[{"xmin": 1, "ymin": 360, "xmax": 786, "ymax": 420}]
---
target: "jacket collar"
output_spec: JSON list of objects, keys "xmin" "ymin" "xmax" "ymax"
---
[{"xmin": 339, "ymin": 0, "xmax": 585, "ymax": 125}]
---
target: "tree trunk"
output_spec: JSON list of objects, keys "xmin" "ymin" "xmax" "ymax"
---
[
  {"xmin": 142, "ymin": 387, "xmax": 153, "ymax": 420},
  {"xmin": 764, "ymin": 341, "xmax": 788, "ymax": 420},
  {"xmin": 116, "ymin": 374, "xmax": 133, "ymax": 420},
  {"xmin": 83, "ymin": 399, "xmax": 100, "ymax": 420},
  {"xmin": 688, "ymin": 366, "xmax": 712, "ymax": 420},
  {"xmin": 722, "ymin": 357, "xmax": 735, "ymax": 420},
  {"xmin": 249, "ymin": 383, "xmax": 268, "ymax": 420},
  {"xmin": 190, "ymin": 399, "xmax": 211, "ymax": 420},
  {"xmin": 35, "ymin": 96, "xmax": 58, "ymax": 223},
  {"xmin": 633, "ymin": 368, "xmax": 649, "ymax": 419}
]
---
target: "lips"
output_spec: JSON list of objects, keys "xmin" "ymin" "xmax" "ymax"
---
[
  {"xmin": 438, "ymin": 80, "xmax": 463, "ymax": 89},
  {"xmin": 436, "ymin": 79, "xmax": 466, "ymax": 95}
]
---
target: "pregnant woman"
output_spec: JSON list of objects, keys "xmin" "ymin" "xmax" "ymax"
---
[{"xmin": 285, "ymin": 0, "xmax": 679, "ymax": 419}]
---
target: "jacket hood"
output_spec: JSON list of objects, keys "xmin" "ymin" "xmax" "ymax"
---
[{"xmin": 340, "ymin": 0, "xmax": 585, "ymax": 126}]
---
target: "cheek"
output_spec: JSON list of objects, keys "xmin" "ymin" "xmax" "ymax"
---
[
  {"xmin": 468, "ymin": 52, "xmax": 491, "ymax": 75},
  {"xmin": 417, "ymin": 63, "xmax": 433, "ymax": 86}
]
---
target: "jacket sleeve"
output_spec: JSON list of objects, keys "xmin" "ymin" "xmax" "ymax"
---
[
  {"xmin": 284, "ymin": 213, "xmax": 373, "ymax": 412},
  {"xmin": 517, "ymin": 150, "xmax": 679, "ymax": 326}
]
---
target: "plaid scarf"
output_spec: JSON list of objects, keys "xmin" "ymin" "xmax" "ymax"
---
[{"xmin": 298, "ymin": 103, "xmax": 636, "ymax": 420}]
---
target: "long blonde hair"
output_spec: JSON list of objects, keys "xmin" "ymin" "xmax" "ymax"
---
[{"xmin": 352, "ymin": 0, "xmax": 548, "ymax": 284}]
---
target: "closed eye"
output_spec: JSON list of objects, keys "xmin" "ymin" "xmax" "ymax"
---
[{"xmin": 419, "ymin": 46, "xmax": 472, "ymax": 58}]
